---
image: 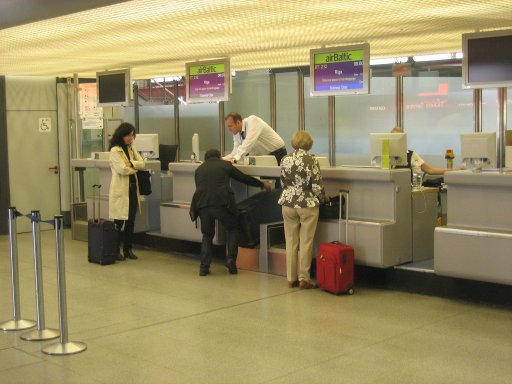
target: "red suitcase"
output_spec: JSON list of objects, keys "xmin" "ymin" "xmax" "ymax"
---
[{"xmin": 316, "ymin": 189, "xmax": 354, "ymax": 295}]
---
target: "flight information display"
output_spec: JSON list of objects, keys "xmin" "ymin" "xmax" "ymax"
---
[
  {"xmin": 310, "ymin": 44, "xmax": 370, "ymax": 96},
  {"xmin": 186, "ymin": 59, "xmax": 230, "ymax": 102}
]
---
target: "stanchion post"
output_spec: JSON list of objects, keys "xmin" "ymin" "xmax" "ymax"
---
[
  {"xmin": 0, "ymin": 207, "xmax": 36, "ymax": 331},
  {"xmin": 42, "ymin": 215, "xmax": 86, "ymax": 355},
  {"xmin": 21, "ymin": 211, "xmax": 60, "ymax": 341}
]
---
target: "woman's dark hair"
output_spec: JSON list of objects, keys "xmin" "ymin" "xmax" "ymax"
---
[
  {"xmin": 204, "ymin": 148, "xmax": 221, "ymax": 161},
  {"xmin": 109, "ymin": 123, "xmax": 136, "ymax": 149}
]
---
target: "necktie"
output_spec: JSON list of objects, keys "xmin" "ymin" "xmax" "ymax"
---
[{"xmin": 240, "ymin": 131, "xmax": 245, "ymax": 140}]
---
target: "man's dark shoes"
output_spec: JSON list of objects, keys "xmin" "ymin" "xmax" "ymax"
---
[
  {"xmin": 124, "ymin": 249, "xmax": 138, "ymax": 260},
  {"xmin": 199, "ymin": 267, "xmax": 210, "ymax": 276},
  {"xmin": 116, "ymin": 252, "xmax": 125, "ymax": 261},
  {"xmin": 225, "ymin": 262, "xmax": 238, "ymax": 275}
]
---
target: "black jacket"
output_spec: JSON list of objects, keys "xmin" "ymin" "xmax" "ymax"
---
[{"xmin": 189, "ymin": 158, "xmax": 263, "ymax": 221}]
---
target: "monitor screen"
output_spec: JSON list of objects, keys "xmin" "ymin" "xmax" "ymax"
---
[
  {"xmin": 460, "ymin": 132, "xmax": 496, "ymax": 169},
  {"xmin": 310, "ymin": 43, "xmax": 370, "ymax": 96},
  {"xmin": 186, "ymin": 59, "xmax": 230, "ymax": 103},
  {"xmin": 133, "ymin": 134, "xmax": 159, "ymax": 159},
  {"xmin": 462, "ymin": 30, "xmax": 512, "ymax": 88},
  {"xmin": 370, "ymin": 133, "xmax": 408, "ymax": 168},
  {"xmin": 96, "ymin": 69, "xmax": 131, "ymax": 106},
  {"xmin": 159, "ymin": 144, "xmax": 178, "ymax": 171}
]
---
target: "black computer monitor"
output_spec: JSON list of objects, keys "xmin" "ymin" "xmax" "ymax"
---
[{"xmin": 158, "ymin": 144, "xmax": 178, "ymax": 171}]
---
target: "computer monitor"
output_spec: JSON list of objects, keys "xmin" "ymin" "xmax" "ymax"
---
[
  {"xmin": 158, "ymin": 144, "xmax": 178, "ymax": 171},
  {"xmin": 370, "ymin": 133, "xmax": 408, "ymax": 168},
  {"xmin": 461, "ymin": 132, "xmax": 496, "ymax": 171},
  {"xmin": 191, "ymin": 133, "xmax": 200, "ymax": 162},
  {"xmin": 96, "ymin": 69, "xmax": 131, "ymax": 106},
  {"xmin": 133, "ymin": 133, "xmax": 159, "ymax": 158}
]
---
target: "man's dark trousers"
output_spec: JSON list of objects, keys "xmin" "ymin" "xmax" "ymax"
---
[{"xmin": 198, "ymin": 206, "xmax": 239, "ymax": 270}]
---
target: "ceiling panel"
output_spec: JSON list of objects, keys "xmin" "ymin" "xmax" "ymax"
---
[{"xmin": 0, "ymin": 0, "xmax": 511, "ymax": 79}]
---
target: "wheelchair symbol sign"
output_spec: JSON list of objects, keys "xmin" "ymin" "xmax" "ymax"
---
[{"xmin": 39, "ymin": 118, "xmax": 51, "ymax": 133}]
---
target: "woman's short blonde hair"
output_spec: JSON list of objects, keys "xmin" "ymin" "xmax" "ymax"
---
[{"xmin": 291, "ymin": 131, "xmax": 313, "ymax": 150}]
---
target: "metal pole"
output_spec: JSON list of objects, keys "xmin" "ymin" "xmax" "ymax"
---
[
  {"xmin": 395, "ymin": 76, "xmax": 404, "ymax": 129},
  {"xmin": 473, "ymin": 88, "xmax": 482, "ymax": 133},
  {"xmin": 328, "ymin": 95, "xmax": 336, "ymax": 167},
  {"xmin": 497, "ymin": 88, "xmax": 507, "ymax": 170},
  {"xmin": 219, "ymin": 102, "xmax": 225, "ymax": 156},
  {"xmin": 173, "ymin": 81, "xmax": 180, "ymax": 161},
  {"xmin": 133, "ymin": 82, "xmax": 140, "ymax": 134},
  {"xmin": 0, "ymin": 208, "xmax": 36, "ymax": 331},
  {"xmin": 270, "ymin": 71, "xmax": 277, "ymax": 130},
  {"xmin": 21, "ymin": 211, "xmax": 59, "ymax": 341},
  {"xmin": 298, "ymin": 70, "xmax": 305, "ymax": 131},
  {"xmin": 42, "ymin": 215, "xmax": 86, "ymax": 355}
]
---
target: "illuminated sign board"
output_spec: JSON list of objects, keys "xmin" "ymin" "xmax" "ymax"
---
[
  {"xmin": 310, "ymin": 43, "xmax": 370, "ymax": 96},
  {"xmin": 185, "ymin": 59, "xmax": 230, "ymax": 103}
]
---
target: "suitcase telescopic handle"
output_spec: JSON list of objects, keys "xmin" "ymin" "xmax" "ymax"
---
[
  {"xmin": 338, "ymin": 189, "xmax": 349, "ymax": 245},
  {"xmin": 92, "ymin": 184, "xmax": 102, "ymax": 223}
]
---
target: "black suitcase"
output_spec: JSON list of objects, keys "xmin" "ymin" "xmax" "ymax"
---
[{"xmin": 88, "ymin": 184, "xmax": 118, "ymax": 265}]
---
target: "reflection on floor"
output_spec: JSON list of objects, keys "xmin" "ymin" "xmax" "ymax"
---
[
  {"xmin": 395, "ymin": 258, "xmax": 435, "ymax": 273},
  {"xmin": 1, "ymin": 230, "xmax": 511, "ymax": 384}
]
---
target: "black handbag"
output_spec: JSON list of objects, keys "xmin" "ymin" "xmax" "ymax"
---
[
  {"xmin": 319, "ymin": 194, "xmax": 345, "ymax": 219},
  {"xmin": 137, "ymin": 170, "xmax": 152, "ymax": 195}
]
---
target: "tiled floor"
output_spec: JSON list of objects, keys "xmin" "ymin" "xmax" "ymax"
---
[{"xmin": 1, "ymin": 230, "xmax": 511, "ymax": 383}]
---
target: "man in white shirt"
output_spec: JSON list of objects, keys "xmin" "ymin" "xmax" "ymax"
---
[{"xmin": 223, "ymin": 112, "xmax": 287, "ymax": 164}]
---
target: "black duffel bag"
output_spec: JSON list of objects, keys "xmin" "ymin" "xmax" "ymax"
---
[{"xmin": 319, "ymin": 194, "xmax": 345, "ymax": 219}]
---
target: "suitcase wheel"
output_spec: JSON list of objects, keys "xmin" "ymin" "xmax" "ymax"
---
[{"xmin": 348, "ymin": 287, "xmax": 354, "ymax": 295}]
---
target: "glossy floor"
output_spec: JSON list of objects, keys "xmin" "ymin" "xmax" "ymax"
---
[{"xmin": 1, "ymin": 230, "xmax": 511, "ymax": 383}]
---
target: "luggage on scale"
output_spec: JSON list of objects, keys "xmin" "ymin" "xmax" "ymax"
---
[
  {"xmin": 88, "ymin": 184, "xmax": 119, "ymax": 265},
  {"xmin": 316, "ymin": 189, "xmax": 354, "ymax": 295}
]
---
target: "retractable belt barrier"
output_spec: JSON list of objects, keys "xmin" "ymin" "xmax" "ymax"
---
[{"xmin": 1, "ymin": 208, "xmax": 87, "ymax": 355}]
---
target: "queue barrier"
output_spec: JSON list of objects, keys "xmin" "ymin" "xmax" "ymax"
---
[{"xmin": 1, "ymin": 208, "xmax": 86, "ymax": 355}]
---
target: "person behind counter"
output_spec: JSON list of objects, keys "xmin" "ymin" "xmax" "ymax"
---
[
  {"xmin": 391, "ymin": 127, "xmax": 462, "ymax": 175},
  {"xmin": 223, "ymin": 112, "xmax": 287, "ymax": 165},
  {"xmin": 109, "ymin": 123, "xmax": 146, "ymax": 261},
  {"xmin": 190, "ymin": 149, "xmax": 272, "ymax": 276},
  {"xmin": 278, "ymin": 131, "xmax": 326, "ymax": 289}
]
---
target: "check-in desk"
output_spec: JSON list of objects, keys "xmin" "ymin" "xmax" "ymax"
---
[
  {"xmin": 70, "ymin": 158, "xmax": 161, "ymax": 234},
  {"xmin": 162, "ymin": 164, "xmax": 413, "ymax": 268},
  {"xmin": 314, "ymin": 167, "xmax": 412, "ymax": 268},
  {"xmin": 434, "ymin": 171, "xmax": 512, "ymax": 285}
]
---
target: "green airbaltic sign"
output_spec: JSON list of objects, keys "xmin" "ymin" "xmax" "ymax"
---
[
  {"xmin": 314, "ymin": 50, "xmax": 364, "ymax": 64},
  {"xmin": 188, "ymin": 63, "xmax": 225, "ymax": 75}
]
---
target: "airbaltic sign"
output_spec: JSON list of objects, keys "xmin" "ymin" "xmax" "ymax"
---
[
  {"xmin": 310, "ymin": 44, "xmax": 370, "ymax": 96},
  {"xmin": 186, "ymin": 59, "xmax": 230, "ymax": 102}
]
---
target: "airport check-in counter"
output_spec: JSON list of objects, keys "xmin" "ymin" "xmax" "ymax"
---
[
  {"xmin": 434, "ymin": 171, "xmax": 512, "ymax": 285},
  {"xmin": 70, "ymin": 157, "xmax": 162, "ymax": 235},
  {"xmin": 161, "ymin": 163, "xmax": 414, "ymax": 268},
  {"xmin": 315, "ymin": 167, "xmax": 412, "ymax": 268}
]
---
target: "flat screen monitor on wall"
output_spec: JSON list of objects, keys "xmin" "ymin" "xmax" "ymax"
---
[
  {"xmin": 462, "ymin": 29, "xmax": 512, "ymax": 88},
  {"xmin": 310, "ymin": 43, "xmax": 370, "ymax": 96},
  {"xmin": 96, "ymin": 69, "xmax": 131, "ymax": 106},
  {"xmin": 185, "ymin": 59, "xmax": 230, "ymax": 103}
]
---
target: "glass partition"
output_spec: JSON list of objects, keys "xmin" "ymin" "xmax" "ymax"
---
[
  {"xmin": 275, "ymin": 71, "xmax": 299, "ymax": 152},
  {"xmin": 335, "ymin": 76, "xmax": 396, "ymax": 165},
  {"xmin": 223, "ymin": 70, "xmax": 271, "ymax": 154},
  {"xmin": 179, "ymin": 103, "xmax": 219, "ymax": 161},
  {"xmin": 404, "ymin": 76, "xmax": 473, "ymax": 167},
  {"xmin": 304, "ymin": 76, "xmax": 329, "ymax": 157}
]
